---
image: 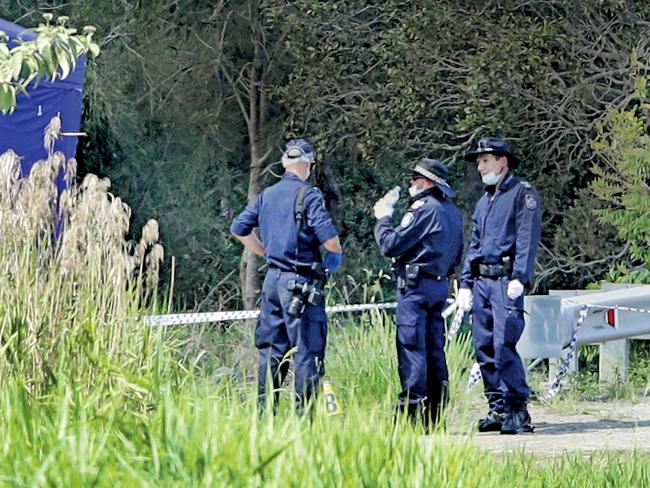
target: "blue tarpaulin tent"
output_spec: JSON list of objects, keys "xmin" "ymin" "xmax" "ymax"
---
[{"xmin": 0, "ymin": 18, "xmax": 86, "ymax": 190}]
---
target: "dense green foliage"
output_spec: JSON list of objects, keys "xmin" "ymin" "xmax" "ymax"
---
[
  {"xmin": 0, "ymin": 13, "xmax": 98, "ymax": 112},
  {"xmin": 277, "ymin": 0, "xmax": 650, "ymax": 289},
  {"xmin": 1, "ymin": 1, "xmax": 649, "ymax": 309},
  {"xmin": 591, "ymin": 76, "xmax": 650, "ymax": 282}
]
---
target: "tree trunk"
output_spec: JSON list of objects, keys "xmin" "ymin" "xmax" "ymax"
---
[
  {"xmin": 241, "ymin": 0, "xmax": 266, "ymax": 309},
  {"xmin": 318, "ymin": 156, "xmax": 343, "ymax": 227},
  {"xmin": 459, "ymin": 159, "xmax": 483, "ymax": 271},
  {"xmin": 242, "ymin": 145, "xmax": 262, "ymax": 309}
]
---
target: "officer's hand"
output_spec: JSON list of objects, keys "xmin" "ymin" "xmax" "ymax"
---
[
  {"xmin": 382, "ymin": 186, "xmax": 401, "ymax": 206},
  {"xmin": 323, "ymin": 251, "xmax": 344, "ymax": 273},
  {"xmin": 507, "ymin": 279, "xmax": 524, "ymax": 300},
  {"xmin": 457, "ymin": 288, "xmax": 473, "ymax": 312},
  {"xmin": 373, "ymin": 198, "xmax": 395, "ymax": 219}
]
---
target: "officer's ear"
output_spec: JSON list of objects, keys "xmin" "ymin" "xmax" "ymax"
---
[{"xmin": 498, "ymin": 155, "xmax": 509, "ymax": 169}]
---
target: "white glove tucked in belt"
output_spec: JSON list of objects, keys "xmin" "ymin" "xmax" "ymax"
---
[{"xmin": 507, "ymin": 279, "xmax": 524, "ymax": 300}]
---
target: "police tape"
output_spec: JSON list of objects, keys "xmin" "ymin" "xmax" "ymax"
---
[
  {"xmin": 538, "ymin": 306, "xmax": 589, "ymax": 403},
  {"xmin": 447, "ymin": 307, "xmax": 465, "ymax": 340},
  {"xmin": 536, "ymin": 300, "xmax": 650, "ymax": 403},
  {"xmin": 144, "ymin": 298, "xmax": 465, "ymax": 327},
  {"xmin": 564, "ymin": 298, "xmax": 650, "ymax": 315},
  {"xmin": 467, "ymin": 362, "xmax": 483, "ymax": 390},
  {"xmin": 144, "ymin": 302, "xmax": 399, "ymax": 327}
]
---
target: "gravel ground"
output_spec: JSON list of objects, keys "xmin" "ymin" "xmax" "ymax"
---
[{"xmin": 456, "ymin": 400, "xmax": 650, "ymax": 455}]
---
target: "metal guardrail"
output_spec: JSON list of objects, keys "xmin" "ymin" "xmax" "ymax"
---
[
  {"xmin": 518, "ymin": 285, "xmax": 650, "ymax": 358},
  {"xmin": 518, "ymin": 284, "xmax": 650, "ymax": 386}
]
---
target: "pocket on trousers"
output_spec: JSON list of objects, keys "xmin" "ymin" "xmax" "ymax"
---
[
  {"xmin": 305, "ymin": 320, "xmax": 327, "ymax": 354},
  {"xmin": 396, "ymin": 323, "xmax": 418, "ymax": 350},
  {"xmin": 505, "ymin": 305, "xmax": 524, "ymax": 315},
  {"xmin": 254, "ymin": 319, "xmax": 270, "ymax": 349},
  {"xmin": 504, "ymin": 307, "xmax": 525, "ymax": 344}
]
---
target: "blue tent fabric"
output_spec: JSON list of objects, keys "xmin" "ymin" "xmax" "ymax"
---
[{"xmin": 0, "ymin": 18, "xmax": 86, "ymax": 191}]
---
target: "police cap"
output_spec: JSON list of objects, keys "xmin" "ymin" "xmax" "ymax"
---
[
  {"xmin": 464, "ymin": 137, "xmax": 520, "ymax": 168},
  {"xmin": 410, "ymin": 158, "xmax": 456, "ymax": 198},
  {"xmin": 282, "ymin": 138, "xmax": 316, "ymax": 166}
]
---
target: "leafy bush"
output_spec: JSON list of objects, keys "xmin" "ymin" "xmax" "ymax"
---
[{"xmin": 591, "ymin": 76, "xmax": 650, "ymax": 282}]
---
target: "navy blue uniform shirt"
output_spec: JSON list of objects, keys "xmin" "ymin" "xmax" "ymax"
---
[
  {"xmin": 230, "ymin": 173, "xmax": 338, "ymax": 271},
  {"xmin": 374, "ymin": 188, "xmax": 464, "ymax": 278},
  {"xmin": 460, "ymin": 174, "xmax": 542, "ymax": 287}
]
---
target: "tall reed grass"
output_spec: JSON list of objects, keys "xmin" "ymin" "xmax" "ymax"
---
[{"xmin": 0, "ymin": 122, "xmax": 172, "ymax": 400}]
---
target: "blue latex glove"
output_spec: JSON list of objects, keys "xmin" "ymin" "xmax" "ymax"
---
[{"xmin": 323, "ymin": 251, "xmax": 344, "ymax": 273}]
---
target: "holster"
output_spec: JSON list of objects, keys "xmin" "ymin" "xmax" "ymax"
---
[{"xmin": 395, "ymin": 263, "xmax": 420, "ymax": 289}]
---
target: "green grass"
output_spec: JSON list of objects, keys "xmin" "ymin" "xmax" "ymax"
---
[
  {"xmin": 0, "ymin": 320, "xmax": 649, "ymax": 486},
  {"xmin": 1, "ymin": 150, "xmax": 649, "ymax": 485}
]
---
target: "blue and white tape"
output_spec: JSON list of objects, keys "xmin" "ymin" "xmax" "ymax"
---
[
  {"xmin": 145, "ymin": 298, "xmax": 461, "ymax": 327},
  {"xmin": 145, "ymin": 301, "xmax": 399, "ymax": 327}
]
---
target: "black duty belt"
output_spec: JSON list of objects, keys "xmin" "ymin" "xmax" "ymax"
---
[
  {"xmin": 269, "ymin": 265, "xmax": 316, "ymax": 276},
  {"xmin": 477, "ymin": 263, "xmax": 511, "ymax": 278},
  {"xmin": 421, "ymin": 269, "xmax": 446, "ymax": 281},
  {"xmin": 294, "ymin": 265, "xmax": 314, "ymax": 275},
  {"xmin": 393, "ymin": 263, "xmax": 448, "ymax": 290}
]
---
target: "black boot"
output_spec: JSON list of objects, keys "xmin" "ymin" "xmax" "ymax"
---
[
  {"xmin": 500, "ymin": 407, "xmax": 534, "ymax": 434},
  {"xmin": 394, "ymin": 398, "xmax": 427, "ymax": 426},
  {"xmin": 426, "ymin": 381, "xmax": 450, "ymax": 427},
  {"xmin": 477, "ymin": 410, "xmax": 506, "ymax": 432}
]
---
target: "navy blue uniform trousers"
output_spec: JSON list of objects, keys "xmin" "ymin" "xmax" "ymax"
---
[
  {"xmin": 396, "ymin": 276, "xmax": 449, "ymax": 407},
  {"xmin": 255, "ymin": 268, "xmax": 327, "ymax": 410},
  {"xmin": 471, "ymin": 276, "xmax": 529, "ymax": 412}
]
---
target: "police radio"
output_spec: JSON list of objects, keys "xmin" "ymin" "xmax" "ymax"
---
[{"xmin": 287, "ymin": 263, "xmax": 328, "ymax": 317}]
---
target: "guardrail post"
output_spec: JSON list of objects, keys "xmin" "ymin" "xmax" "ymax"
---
[
  {"xmin": 548, "ymin": 352, "xmax": 578, "ymax": 384},
  {"xmin": 599, "ymin": 339, "xmax": 629, "ymax": 382}
]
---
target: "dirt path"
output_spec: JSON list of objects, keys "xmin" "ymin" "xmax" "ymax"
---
[{"xmin": 451, "ymin": 400, "xmax": 650, "ymax": 455}]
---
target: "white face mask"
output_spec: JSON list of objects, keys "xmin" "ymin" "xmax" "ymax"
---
[
  {"xmin": 408, "ymin": 184, "xmax": 424, "ymax": 198},
  {"xmin": 481, "ymin": 170, "xmax": 502, "ymax": 186}
]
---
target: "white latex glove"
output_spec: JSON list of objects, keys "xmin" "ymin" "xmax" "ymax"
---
[
  {"xmin": 373, "ymin": 197, "xmax": 394, "ymax": 219},
  {"xmin": 382, "ymin": 186, "xmax": 401, "ymax": 206},
  {"xmin": 457, "ymin": 288, "xmax": 473, "ymax": 312},
  {"xmin": 507, "ymin": 279, "xmax": 524, "ymax": 300}
]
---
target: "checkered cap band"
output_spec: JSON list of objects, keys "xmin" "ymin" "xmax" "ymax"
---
[{"xmin": 414, "ymin": 165, "xmax": 451, "ymax": 189}]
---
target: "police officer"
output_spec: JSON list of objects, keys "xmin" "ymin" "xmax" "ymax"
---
[
  {"xmin": 230, "ymin": 138, "xmax": 343, "ymax": 414},
  {"xmin": 457, "ymin": 137, "xmax": 542, "ymax": 434},
  {"xmin": 374, "ymin": 159, "xmax": 464, "ymax": 426}
]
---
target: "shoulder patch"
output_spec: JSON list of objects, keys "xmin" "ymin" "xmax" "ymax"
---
[
  {"xmin": 410, "ymin": 199, "xmax": 426, "ymax": 209},
  {"xmin": 519, "ymin": 181, "xmax": 531, "ymax": 189},
  {"xmin": 400, "ymin": 212, "xmax": 415, "ymax": 228},
  {"xmin": 525, "ymin": 193, "xmax": 538, "ymax": 210}
]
